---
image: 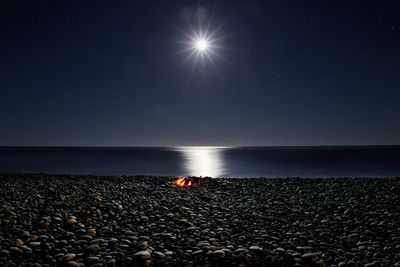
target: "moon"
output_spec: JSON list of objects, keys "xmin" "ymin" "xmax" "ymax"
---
[
  {"xmin": 175, "ymin": 17, "xmax": 229, "ymax": 69},
  {"xmin": 196, "ymin": 39, "xmax": 208, "ymax": 51}
]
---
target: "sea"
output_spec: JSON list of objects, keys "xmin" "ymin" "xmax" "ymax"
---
[{"xmin": 0, "ymin": 146, "xmax": 399, "ymax": 178}]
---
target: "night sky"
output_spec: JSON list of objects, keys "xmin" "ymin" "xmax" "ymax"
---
[{"xmin": 1, "ymin": 0, "xmax": 400, "ymax": 146}]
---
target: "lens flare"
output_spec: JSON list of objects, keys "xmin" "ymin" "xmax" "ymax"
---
[{"xmin": 171, "ymin": 7, "xmax": 231, "ymax": 79}]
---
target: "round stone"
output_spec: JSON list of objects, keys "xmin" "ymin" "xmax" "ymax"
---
[{"xmin": 133, "ymin": 250, "xmax": 151, "ymax": 260}]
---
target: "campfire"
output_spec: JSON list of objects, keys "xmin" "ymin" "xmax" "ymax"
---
[{"xmin": 174, "ymin": 177, "xmax": 203, "ymax": 187}]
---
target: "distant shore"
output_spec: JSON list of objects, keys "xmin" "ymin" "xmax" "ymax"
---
[{"xmin": 1, "ymin": 174, "xmax": 399, "ymax": 266}]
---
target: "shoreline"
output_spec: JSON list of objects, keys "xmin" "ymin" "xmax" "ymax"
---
[
  {"xmin": 1, "ymin": 173, "xmax": 399, "ymax": 179},
  {"xmin": 1, "ymin": 174, "xmax": 400, "ymax": 266}
]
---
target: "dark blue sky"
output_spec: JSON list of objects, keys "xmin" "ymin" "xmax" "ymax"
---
[{"xmin": 1, "ymin": 0, "xmax": 400, "ymax": 146}]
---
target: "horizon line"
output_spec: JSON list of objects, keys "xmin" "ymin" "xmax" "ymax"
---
[{"xmin": 1, "ymin": 144, "xmax": 400, "ymax": 148}]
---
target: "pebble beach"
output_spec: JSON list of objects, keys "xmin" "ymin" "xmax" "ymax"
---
[{"xmin": 1, "ymin": 174, "xmax": 400, "ymax": 267}]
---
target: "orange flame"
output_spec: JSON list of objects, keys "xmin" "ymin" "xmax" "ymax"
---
[
  {"xmin": 176, "ymin": 177, "xmax": 186, "ymax": 187},
  {"xmin": 174, "ymin": 177, "xmax": 200, "ymax": 187}
]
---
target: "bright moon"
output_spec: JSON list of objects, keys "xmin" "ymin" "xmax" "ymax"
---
[{"xmin": 196, "ymin": 39, "xmax": 208, "ymax": 51}]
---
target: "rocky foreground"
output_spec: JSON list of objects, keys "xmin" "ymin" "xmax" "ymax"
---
[{"xmin": 1, "ymin": 174, "xmax": 400, "ymax": 267}]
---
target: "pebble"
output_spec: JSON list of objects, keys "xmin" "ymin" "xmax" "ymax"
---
[
  {"xmin": 133, "ymin": 250, "xmax": 151, "ymax": 260},
  {"xmin": 302, "ymin": 253, "xmax": 319, "ymax": 263},
  {"xmin": 65, "ymin": 261, "xmax": 81, "ymax": 267},
  {"xmin": 212, "ymin": 250, "xmax": 225, "ymax": 258},
  {"xmin": 87, "ymin": 228, "xmax": 96, "ymax": 237},
  {"xmin": 153, "ymin": 251, "xmax": 166, "ymax": 258},
  {"xmin": 9, "ymin": 247, "xmax": 23, "ymax": 256},
  {"xmin": 15, "ymin": 239, "xmax": 24, "ymax": 247},
  {"xmin": 138, "ymin": 241, "xmax": 149, "ymax": 250},
  {"xmin": 29, "ymin": 242, "xmax": 41, "ymax": 248},
  {"xmin": 106, "ymin": 259, "xmax": 116, "ymax": 266},
  {"xmin": 85, "ymin": 244, "xmax": 100, "ymax": 254},
  {"xmin": 67, "ymin": 218, "xmax": 77, "ymax": 224},
  {"xmin": 140, "ymin": 216, "xmax": 149, "ymax": 223},
  {"xmin": 249, "ymin": 245, "xmax": 261, "ymax": 251},
  {"xmin": 0, "ymin": 174, "xmax": 399, "ymax": 266},
  {"xmin": 234, "ymin": 248, "xmax": 248, "ymax": 254}
]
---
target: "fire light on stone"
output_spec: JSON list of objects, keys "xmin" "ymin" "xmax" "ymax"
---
[{"xmin": 174, "ymin": 177, "xmax": 202, "ymax": 187}]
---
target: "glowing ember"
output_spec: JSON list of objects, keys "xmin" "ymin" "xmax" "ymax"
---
[{"xmin": 174, "ymin": 177, "xmax": 202, "ymax": 187}]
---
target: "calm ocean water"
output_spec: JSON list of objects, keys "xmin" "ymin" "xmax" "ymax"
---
[{"xmin": 0, "ymin": 146, "xmax": 399, "ymax": 178}]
